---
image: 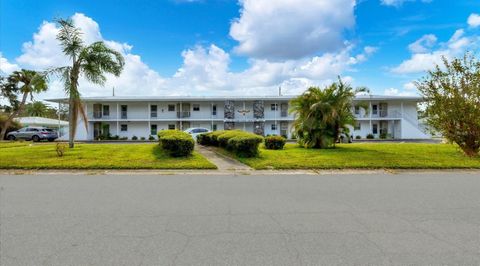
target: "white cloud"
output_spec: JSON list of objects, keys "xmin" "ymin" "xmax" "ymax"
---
[
  {"xmin": 0, "ymin": 53, "xmax": 20, "ymax": 75},
  {"xmin": 381, "ymin": 0, "xmax": 432, "ymax": 7},
  {"xmin": 403, "ymin": 82, "xmax": 416, "ymax": 90},
  {"xmin": 468, "ymin": 13, "xmax": 480, "ymax": 28},
  {"xmin": 384, "ymin": 87, "xmax": 416, "ymax": 96},
  {"xmin": 229, "ymin": 0, "xmax": 356, "ymax": 60},
  {"xmin": 11, "ymin": 13, "xmax": 374, "ymax": 99},
  {"xmin": 408, "ymin": 34, "xmax": 437, "ymax": 53},
  {"xmin": 392, "ymin": 29, "xmax": 477, "ymax": 74}
]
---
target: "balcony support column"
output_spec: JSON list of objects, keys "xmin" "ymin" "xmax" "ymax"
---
[
  {"xmin": 369, "ymin": 102, "xmax": 372, "ymax": 134},
  {"xmin": 116, "ymin": 103, "xmax": 119, "ymax": 135},
  {"xmin": 148, "ymin": 102, "xmax": 151, "ymax": 136},
  {"xmin": 180, "ymin": 102, "xmax": 183, "ymax": 130}
]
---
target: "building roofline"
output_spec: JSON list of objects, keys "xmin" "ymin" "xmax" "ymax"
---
[{"xmin": 46, "ymin": 94, "xmax": 424, "ymax": 103}]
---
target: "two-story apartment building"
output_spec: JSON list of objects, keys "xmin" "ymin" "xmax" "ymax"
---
[{"xmin": 46, "ymin": 95, "xmax": 429, "ymax": 140}]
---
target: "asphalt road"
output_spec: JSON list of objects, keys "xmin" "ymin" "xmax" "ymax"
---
[{"xmin": 0, "ymin": 171, "xmax": 479, "ymax": 265}]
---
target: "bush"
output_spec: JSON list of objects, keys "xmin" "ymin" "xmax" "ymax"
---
[
  {"xmin": 199, "ymin": 130, "xmax": 263, "ymax": 157},
  {"xmin": 157, "ymin": 130, "xmax": 194, "ymax": 157},
  {"xmin": 355, "ymin": 135, "xmax": 361, "ymax": 140},
  {"xmin": 148, "ymin": 135, "xmax": 155, "ymax": 141},
  {"xmin": 140, "ymin": 137, "xmax": 146, "ymax": 141},
  {"xmin": 132, "ymin": 135, "xmax": 138, "ymax": 140},
  {"xmin": 119, "ymin": 136, "xmax": 128, "ymax": 140},
  {"xmin": 379, "ymin": 132, "xmax": 388, "ymax": 139},
  {"xmin": 264, "ymin": 135, "xmax": 286, "ymax": 150},
  {"xmin": 366, "ymin": 133, "xmax": 374, "ymax": 139},
  {"xmin": 55, "ymin": 143, "xmax": 67, "ymax": 157}
]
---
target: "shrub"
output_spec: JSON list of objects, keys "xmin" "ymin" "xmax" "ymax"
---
[
  {"xmin": 111, "ymin": 135, "xmax": 120, "ymax": 140},
  {"xmin": 140, "ymin": 137, "xmax": 146, "ymax": 141},
  {"xmin": 148, "ymin": 135, "xmax": 155, "ymax": 141},
  {"xmin": 157, "ymin": 130, "xmax": 194, "ymax": 157},
  {"xmin": 264, "ymin": 135, "xmax": 286, "ymax": 150},
  {"xmin": 366, "ymin": 133, "xmax": 374, "ymax": 139},
  {"xmin": 227, "ymin": 133, "xmax": 263, "ymax": 157},
  {"xmin": 132, "ymin": 135, "xmax": 138, "ymax": 140},
  {"xmin": 379, "ymin": 132, "xmax": 387, "ymax": 139},
  {"xmin": 199, "ymin": 130, "xmax": 263, "ymax": 157},
  {"xmin": 119, "ymin": 136, "xmax": 128, "ymax": 140},
  {"xmin": 355, "ymin": 135, "xmax": 361, "ymax": 140},
  {"xmin": 55, "ymin": 142, "xmax": 67, "ymax": 157}
]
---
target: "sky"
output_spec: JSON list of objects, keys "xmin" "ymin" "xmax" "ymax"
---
[{"xmin": 1, "ymin": 0, "xmax": 479, "ymax": 101}]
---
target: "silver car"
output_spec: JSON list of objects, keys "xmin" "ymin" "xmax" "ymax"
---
[
  {"xmin": 184, "ymin": 127, "xmax": 211, "ymax": 140},
  {"xmin": 7, "ymin": 127, "xmax": 58, "ymax": 142}
]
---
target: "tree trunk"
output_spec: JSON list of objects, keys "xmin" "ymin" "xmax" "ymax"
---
[
  {"xmin": 0, "ymin": 91, "xmax": 29, "ymax": 141},
  {"xmin": 68, "ymin": 89, "xmax": 75, "ymax": 148}
]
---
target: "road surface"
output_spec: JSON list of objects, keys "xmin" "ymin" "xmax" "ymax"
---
[{"xmin": 1, "ymin": 171, "xmax": 479, "ymax": 265}]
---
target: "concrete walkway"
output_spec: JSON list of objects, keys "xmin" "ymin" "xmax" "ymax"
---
[{"xmin": 195, "ymin": 145, "xmax": 252, "ymax": 171}]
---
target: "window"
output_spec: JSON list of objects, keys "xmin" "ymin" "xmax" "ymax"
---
[
  {"xmin": 372, "ymin": 124, "xmax": 378, "ymax": 134},
  {"xmin": 150, "ymin": 124, "xmax": 157, "ymax": 136},
  {"xmin": 271, "ymin": 124, "xmax": 277, "ymax": 130},
  {"xmin": 27, "ymin": 128, "xmax": 39, "ymax": 132},
  {"xmin": 212, "ymin": 124, "xmax": 217, "ymax": 131},
  {"xmin": 121, "ymin": 124, "xmax": 128, "ymax": 132},
  {"xmin": 354, "ymin": 106, "xmax": 360, "ymax": 115},
  {"xmin": 150, "ymin": 105, "xmax": 157, "ymax": 118},
  {"xmin": 193, "ymin": 104, "xmax": 200, "ymax": 111},
  {"xmin": 121, "ymin": 105, "xmax": 127, "ymax": 119},
  {"xmin": 168, "ymin": 104, "xmax": 175, "ymax": 112},
  {"xmin": 168, "ymin": 124, "xmax": 175, "ymax": 130},
  {"xmin": 271, "ymin": 103, "xmax": 278, "ymax": 111},
  {"xmin": 102, "ymin": 105, "xmax": 110, "ymax": 116},
  {"xmin": 354, "ymin": 122, "xmax": 361, "ymax": 130},
  {"xmin": 372, "ymin": 104, "xmax": 378, "ymax": 115},
  {"xmin": 212, "ymin": 105, "xmax": 217, "ymax": 116}
]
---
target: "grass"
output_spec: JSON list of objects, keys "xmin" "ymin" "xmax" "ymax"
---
[
  {"xmin": 0, "ymin": 142, "xmax": 216, "ymax": 169},
  {"xmin": 222, "ymin": 143, "xmax": 480, "ymax": 170}
]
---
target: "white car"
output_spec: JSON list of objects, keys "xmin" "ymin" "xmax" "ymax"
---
[{"xmin": 184, "ymin": 127, "xmax": 211, "ymax": 139}]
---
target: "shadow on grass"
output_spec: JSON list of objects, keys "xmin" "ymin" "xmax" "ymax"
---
[{"xmin": 151, "ymin": 144, "xmax": 194, "ymax": 159}]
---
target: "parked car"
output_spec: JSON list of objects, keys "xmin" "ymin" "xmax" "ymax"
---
[
  {"xmin": 6, "ymin": 127, "xmax": 58, "ymax": 142},
  {"xmin": 184, "ymin": 127, "xmax": 211, "ymax": 139}
]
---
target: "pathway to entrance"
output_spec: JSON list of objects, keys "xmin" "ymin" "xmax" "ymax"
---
[{"xmin": 195, "ymin": 145, "xmax": 252, "ymax": 171}]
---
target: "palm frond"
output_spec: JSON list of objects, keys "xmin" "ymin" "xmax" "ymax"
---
[{"xmin": 56, "ymin": 19, "xmax": 83, "ymax": 59}]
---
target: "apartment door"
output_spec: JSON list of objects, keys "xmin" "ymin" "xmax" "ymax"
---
[
  {"xmin": 280, "ymin": 121, "xmax": 289, "ymax": 138},
  {"xmin": 93, "ymin": 122, "xmax": 102, "ymax": 139},
  {"xmin": 93, "ymin": 104, "xmax": 102, "ymax": 118},
  {"xmin": 379, "ymin": 103, "xmax": 388, "ymax": 117}
]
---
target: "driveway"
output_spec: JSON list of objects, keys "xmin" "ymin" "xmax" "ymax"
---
[{"xmin": 1, "ymin": 171, "xmax": 479, "ymax": 265}]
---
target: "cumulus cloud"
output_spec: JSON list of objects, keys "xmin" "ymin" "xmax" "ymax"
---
[
  {"xmin": 229, "ymin": 0, "xmax": 356, "ymax": 60},
  {"xmin": 9, "ymin": 13, "xmax": 374, "ymax": 99},
  {"xmin": 0, "ymin": 53, "xmax": 20, "ymax": 74},
  {"xmin": 408, "ymin": 34, "xmax": 437, "ymax": 53},
  {"xmin": 403, "ymin": 82, "xmax": 416, "ymax": 90},
  {"xmin": 391, "ymin": 29, "xmax": 477, "ymax": 74},
  {"xmin": 468, "ymin": 13, "xmax": 480, "ymax": 28}
]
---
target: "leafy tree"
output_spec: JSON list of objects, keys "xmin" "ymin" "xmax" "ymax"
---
[
  {"xmin": 25, "ymin": 101, "xmax": 49, "ymax": 117},
  {"xmin": 0, "ymin": 70, "xmax": 48, "ymax": 140},
  {"xmin": 416, "ymin": 53, "xmax": 480, "ymax": 157},
  {"xmin": 290, "ymin": 78, "xmax": 367, "ymax": 148},
  {"xmin": 50, "ymin": 19, "xmax": 124, "ymax": 148}
]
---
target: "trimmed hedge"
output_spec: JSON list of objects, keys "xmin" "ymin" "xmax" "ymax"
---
[
  {"xmin": 197, "ymin": 130, "xmax": 263, "ymax": 157},
  {"xmin": 264, "ymin": 135, "xmax": 286, "ymax": 150},
  {"xmin": 158, "ymin": 130, "xmax": 194, "ymax": 157}
]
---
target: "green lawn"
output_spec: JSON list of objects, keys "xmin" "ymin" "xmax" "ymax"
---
[
  {"xmin": 227, "ymin": 143, "xmax": 480, "ymax": 170},
  {"xmin": 0, "ymin": 142, "xmax": 216, "ymax": 169}
]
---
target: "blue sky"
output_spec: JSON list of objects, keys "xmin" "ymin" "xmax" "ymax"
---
[{"xmin": 1, "ymin": 0, "xmax": 479, "ymax": 99}]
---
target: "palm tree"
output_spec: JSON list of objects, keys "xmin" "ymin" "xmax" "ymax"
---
[
  {"xmin": 25, "ymin": 101, "xmax": 49, "ymax": 117},
  {"xmin": 290, "ymin": 77, "xmax": 367, "ymax": 148},
  {"xmin": 50, "ymin": 19, "xmax": 124, "ymax": 148},
  {"xmin": 0, "ymin": 70, "xmax": 48, "ymax": 140}
]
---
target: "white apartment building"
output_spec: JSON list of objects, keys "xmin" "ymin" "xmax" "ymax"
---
[{"xmin": 47, "ymin": 95, "xmax": 429, "ymax": 140}]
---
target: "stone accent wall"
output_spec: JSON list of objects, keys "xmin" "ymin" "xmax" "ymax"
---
[
  {"xmin": 253, "ymin": 100, "xmax": 264, "ymax": 119},
  {"xmin": 254, "ymin": 121, "xmax": 265, "ymax": 135},
  {"xmin": 224, "ymin": 122, "xmax": 235, "ymax": 130},
  {"xmin": 224, "ymin": 100, "xmax": 235, "ymax": 119}
]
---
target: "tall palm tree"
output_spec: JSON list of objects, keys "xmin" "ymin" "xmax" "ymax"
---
[
  {"xmin": 50, "ymin": 19, "xmax": 124, "ymax": 148},
  {"xmin": 25, "ymin": 101, "xmax": 49, "ymax": 117},
  {"xmin": 290, "ymin": 77, "xmax": 368, "ymax": 148},
  {"xmin": 0, "ymin": 70, "xmax": 48, "ymax": 140}
]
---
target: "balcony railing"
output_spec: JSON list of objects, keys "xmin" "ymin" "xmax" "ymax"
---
[
  {"xmin": 93, "ymin": 111, "xmax": 102, "ymax": 119},
  {"xmin": 177, "ymin": 111, "xmax": 191, "ymax": 118}
]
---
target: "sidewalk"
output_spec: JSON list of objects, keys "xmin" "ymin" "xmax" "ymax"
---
[{"xmin": 195, "ymin": 145, "xmax": 253, "ymax": 171}]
